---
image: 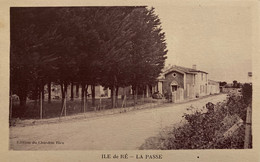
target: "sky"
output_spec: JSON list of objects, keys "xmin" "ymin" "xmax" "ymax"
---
[{"xmin": 150, "ymin": 1, "xmax": 253, "ymax": 83}]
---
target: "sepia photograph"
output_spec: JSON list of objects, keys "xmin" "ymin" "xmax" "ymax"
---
[
  {"xmin": 1, "ymin": 0, "xmax": 259, "ymax": 161},
  {"xmin": 9, "ymin": 5, "xmax": 253, "ymax": 151}
]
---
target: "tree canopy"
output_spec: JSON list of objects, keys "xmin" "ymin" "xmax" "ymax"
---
[{"xmin": 10, "ymin": 6, "xmax": 168, "ymax": 115}]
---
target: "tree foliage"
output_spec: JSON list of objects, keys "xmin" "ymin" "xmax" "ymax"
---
[{"xmin": 10, "ymin": 7, "xmax": 168, "ymax": 116}]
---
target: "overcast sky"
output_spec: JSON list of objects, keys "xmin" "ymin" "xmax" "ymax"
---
[{"xmin": 151, "ymin": 1, "xmax": 253, "ymax": 83}]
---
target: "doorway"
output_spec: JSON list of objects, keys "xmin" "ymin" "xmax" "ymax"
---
[{"xmin": 171, "ymin": 85, "xmax": 178, "ymax": 92}]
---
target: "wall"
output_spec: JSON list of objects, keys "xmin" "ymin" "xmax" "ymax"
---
[
  {"xmin": 208, "ymin": 81, "xmax": 220, "ymax": 94},
  {"xmin": 185, "ymin": 73, "xmax": 196, "ymax": 99},
  {"xmin": 208, "ymin": 85, "xmax": 220, "ymax": 94},
  {"xmin": 222, "ymin": 87, "xmax": 241, "ymax": 93},
  {"xmin": 162, "ymin": 71, "xmax": 184, "ymax": 95},
  {"xmin": 194, "ymin": 72, "xmax": 208, "ymax": 97}
]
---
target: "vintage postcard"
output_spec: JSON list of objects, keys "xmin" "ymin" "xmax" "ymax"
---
[{"xmin": 0, "ymin": 0, "xmax": 259, "ymax": 162}]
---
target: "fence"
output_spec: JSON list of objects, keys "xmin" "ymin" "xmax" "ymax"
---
[{"xmin": 10, "ymin": 94, "xmax": 168, "ymax": 120}]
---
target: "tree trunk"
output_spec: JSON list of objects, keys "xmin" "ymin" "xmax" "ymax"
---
[
  {"xmin": 81, "ymin": 83, "xmax": 86, "ymax": 112},
  {"xmin": 83, "ymin": 90, "xmax": 86, "ymax": 113},
  {"xmin": 33, "ymin": 83, "xmax": 39, "ymax": 110},
  {"xmin": 63, "ymin": 83, "xmax": 68, "ymax": 116},
  {"xmin": 143, "ymin": 89, "xmax": 145, "ymax": 104},
  {"xmin": 64, "ymin": 90, "xmax": 67, "ymax": 116},
  {"xmin": 135, "ymin": 86, "xmax": 138, "ymax": 105},
  {"xmin": 60, "ymin": 83, "xmax": 67, "ymax": 115},
  {"xmin": 81, "ymin": 84, "xmax": 85, "ymax": 112},
  {"xmin": 41, "ymin": 84, "xmax": 45, "ymax": 101},
  {"xmin": 70, "ymin": 82, "xmax": 74, "ymax": 101},
  {"xmin": 76, "ymin": 84, "xmax": 79, "ymax": 98},
  {"xmin": 15, "ymin": 83, "xmax": 28, "ymax": 118},
  {"xmin": 38, "ymin": 86, "xmax": 41, "ymax": 105},
  {"xmin": 40, "ymin": 91, "xmax": 43, "ymax": 119},
  {"xmin": 32, "ymin": 82, "xmax": 39, "ymax": 100},
  {"xmin": 9, "ymin": 91, "xmax": 12, "ymax": 120},
  {"xmin": 132, "ymin": 86, "xmax": 136, "ymax": 107},
  {"xmin": 112, "ymin": 86, "xmax": 116, "ymax": 108},
  {"xmin": 81, "ymin": 83, "xmax": 85, "ymax": 100},
  {"xmin": 115, "ymin": 86, "xmax": 119, "ymax": 108},
  {"xmin": 111, "ymin": 88, "xmax": 114, "ymax": 108},
  {"xmin": 111, "ymin": 75, "xmax": 118, "ymax": 109},
  {"xmin": 121, "ymin": 87, "xmax": 127, "ymax": 108},
  {"xmin": 61, "ymin": 83, "xmax": 65, "ymax": 99},
  {"xmin": 64, "ymin": 82, "xmax": 68, "ymax": 97},
  {"xmin": 20, "ymin": 96, "xmax": 27, "ymax": 117},
  {"xmin": 48, "ymin": 82, "xmax": 51, "ymax": 103},
  {"xmin": 85, "ymin": 85, "xmax": 88, "ymax": 112},
  {"xmin": 146, "ymin": 85, "xmax": 149, "ymax": 98},
  {"xmin": 91, "ymin": 84, "xmax": 95, "ymax": 107}
]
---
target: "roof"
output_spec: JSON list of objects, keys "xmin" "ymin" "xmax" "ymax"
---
[
  {"xmin": 208, "ymin": 79, "xmax": 220, "ymax": 85},
  {"xmin": 208, "ymin": 79, "xmax": 220, "ymax": 83},
  {"xmin": 163, "ymin": 65, "xmax": 208, "ymax": 75}
]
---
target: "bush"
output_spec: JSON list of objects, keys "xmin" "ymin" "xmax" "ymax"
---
[
  {"xmin": 242, "ymin": 83, "xmax": 252, "ymax": 105},
  {"xmin": 226, "ymin": 94, "xmax": 248, "ymax": 121},
  {"xmin": 140, "ymin": 94, "xmax": 251, "ymax": 149},
  {"xmin": 160, "ymin": 103, "xmax": 226, "ymax": 149}
]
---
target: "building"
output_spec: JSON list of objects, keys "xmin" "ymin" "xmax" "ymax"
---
[
  {"xmin": 154, "ymin": 65, "xmax": 219, "ymax": 103},
  {"xmin": 45, "ymin": 84, "xmax": 108, "ymax": 99},
  {"xmin": 44, "ymin": 65, "xmax": 219, "ymax": 101},
  {"xmin": 208, "ymin": 79, "xmax": 220, "ymax": 94},
  {"xmin": 45, "ymin": 84, "xmax": 134, "ymax": 100}
]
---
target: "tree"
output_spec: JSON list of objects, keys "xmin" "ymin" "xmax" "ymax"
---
[
  {"xmin": 98, "ymin": 7, "xmax": 167, "ymax": 107},
  {"xmin": 10, "ymin": 6, "xmax": 168, "ymax": 118},
  {"xmin": 10, "ymin": 8, "xmax": 61, "ymax": 117},
  {"xmin": 233, "ymin": 80, "xmax": 238, "ymax": 88},
  {"xmin": 98, "ymin": 7, "xmax": 140, "ymax": 108},
  {"xmin": 127, "ymin": 7, "xmax": 168, "ymax": 102},
  {"xmin": 242, "ymin": 83, "xmax": 252, "ymax": 105},
  {"xmin": 220, "ymin": 81, "xmax": 227, "ymax": 87}
]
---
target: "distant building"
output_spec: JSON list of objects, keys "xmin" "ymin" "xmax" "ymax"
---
[
  {"xmin": 45, "ymin": 84, "xmax": 108, "ymax": 99},
  {"xmin": 154, "ymin": 64, "xmax": 220, "ymax": 103},
  {"xmin": 44, "ymin": 84, "xmax": 133, "ymax": 100},
  {"xmin": 208, "ymin": 79, "xmax": 220, "ymax": 94}
]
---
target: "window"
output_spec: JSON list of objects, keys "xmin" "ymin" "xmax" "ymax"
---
[{"xmin": 172, "ymin": 72, "xmax": 177, "ymax": 77}]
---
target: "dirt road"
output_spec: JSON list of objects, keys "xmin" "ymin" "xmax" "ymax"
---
[{"xmin": 10, "ymin": 94, "xmax": 227, "ymax": 150}]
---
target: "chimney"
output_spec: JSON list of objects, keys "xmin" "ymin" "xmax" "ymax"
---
[{"xmin": 192, "ymin": 64, "xmax": 197, "ymax": 70}]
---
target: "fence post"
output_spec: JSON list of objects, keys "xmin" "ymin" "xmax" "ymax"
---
[{"xmin": 244, "ymin": 106, "xmax": 252, "ymax": 148}]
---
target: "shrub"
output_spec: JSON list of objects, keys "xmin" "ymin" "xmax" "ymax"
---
[
  {"xmin": 141, "ymin": 94, "xmax": 251, "ymax": 149},
  {"xmin": 242, "ymin": 83, "xmax": 252, "ymax": 105}
]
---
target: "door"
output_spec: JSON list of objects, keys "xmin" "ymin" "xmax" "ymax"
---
[{"xmin": 171, "ymin": 85, "xmax": 178, "ymax": 92}]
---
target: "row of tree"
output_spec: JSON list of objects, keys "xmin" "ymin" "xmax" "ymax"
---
[{"xmin": 10, "ymin": 7, "xmax": 168, "ymax": 117}]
